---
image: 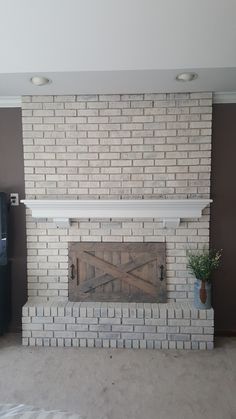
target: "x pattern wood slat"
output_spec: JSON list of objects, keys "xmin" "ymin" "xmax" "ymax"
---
[
  {"xmin": 69, "ymin": 243, "xmax": 166, "ymax": 303},
  {"xmin": 79, "ymin": 254, "xmax": 158, "ymax": 293}
]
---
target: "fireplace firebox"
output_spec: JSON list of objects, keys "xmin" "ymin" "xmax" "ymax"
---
[{"xmin": 68, "ymin": 243, "xmax": 166, "ymax": 303}]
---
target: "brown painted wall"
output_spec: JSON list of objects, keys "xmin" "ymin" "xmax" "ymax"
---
[
  {"xmin": 0, "ymin": 104, "xmax": 235, "ymax": 334},
  {"xmin": 211, "ymin": 104, "xmax": 236, "ymax": 334},
  {"xmin": 0, "ymin": 108, "xmax": 27, "ymax": 332}
]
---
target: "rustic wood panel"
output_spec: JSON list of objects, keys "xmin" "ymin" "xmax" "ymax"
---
[{"xmin": 69, "ymin": 242, "xmax": 166, "ymax": 303}]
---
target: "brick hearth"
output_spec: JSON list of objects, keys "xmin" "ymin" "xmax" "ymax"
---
[{"xmin": 22, "ymin": 302, "xmax": 214, "ymax": 349}]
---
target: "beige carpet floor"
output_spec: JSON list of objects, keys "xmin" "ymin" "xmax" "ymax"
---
[{"xmin": 0, "ymin": 334, "xmax": 235, "ymax": 419}]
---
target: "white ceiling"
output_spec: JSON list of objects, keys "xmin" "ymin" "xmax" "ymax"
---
[{"xmin": 0, "ymin": 0, "xmax": 236, "ymax": 95}]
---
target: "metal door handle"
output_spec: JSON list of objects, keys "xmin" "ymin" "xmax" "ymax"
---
[
  {"xmin": 160, "ymin": 265, "xmax": 164, "ymax": 281},
  {"xmin": 70, "ymin": 264, "xmax": 75, "ymax": 280}
]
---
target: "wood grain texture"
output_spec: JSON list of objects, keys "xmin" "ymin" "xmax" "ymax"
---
[{"xmin": 69, "ymin": 242, "xmax": 166, "ymax": 303}]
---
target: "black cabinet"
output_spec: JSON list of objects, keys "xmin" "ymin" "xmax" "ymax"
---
[{"xmin": 0, "ymin": 192, "xmax": 10, "ymax": 335}]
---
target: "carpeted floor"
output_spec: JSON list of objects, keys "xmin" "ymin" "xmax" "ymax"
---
[{"xmin": 0, "ymin": 334, "xmax": 235, "ymax": 419}]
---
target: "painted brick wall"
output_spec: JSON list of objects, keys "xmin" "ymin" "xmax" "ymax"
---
[
  {"xmin": 22, "ymin": 301, "xmax": 214, "ymax": 350},
  {"xmin": 21, "ymin": 93, "xmax": 212, "ymax": 302}
]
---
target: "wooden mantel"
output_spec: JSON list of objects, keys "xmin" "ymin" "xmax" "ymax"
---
[{"xmin": 21, "ymin": 199, "xmax": 212, "ymax": 228}]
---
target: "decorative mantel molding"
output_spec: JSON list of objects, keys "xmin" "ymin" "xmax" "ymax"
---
[
  {"xmin": 213, "ymin": 92, "xmax": 236, "ymax": 104},
  {"xmin": 21, "ymin": 199, "xmax": 212, "ymax": 228},
  {"xmin": 0, "ymin": 96, "xmax": 21, "ymax": 108}
]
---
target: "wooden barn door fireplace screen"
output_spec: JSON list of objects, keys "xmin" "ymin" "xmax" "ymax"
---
[{"xmin": 69, "ymin": 243, "xmax": 166, "ymax": 303}]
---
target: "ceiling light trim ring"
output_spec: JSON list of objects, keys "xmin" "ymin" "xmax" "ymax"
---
[
  {"xmin": 176, "ymin": 72, "xmax": 198, "ymax": 82},
  {"xmin": 30, "ymin": 76, "xmax": 51, "ymax": 86}
]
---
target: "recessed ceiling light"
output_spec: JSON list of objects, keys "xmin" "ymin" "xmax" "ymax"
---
[
  {"xmin": 30, "ymin": 76, "xmax": 51, "ymax": 86},
  {"xmin": 176, "ymin": 72, "xmax": 198, "ymax": 82}
]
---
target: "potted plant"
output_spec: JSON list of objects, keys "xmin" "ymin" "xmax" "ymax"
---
[{"xmin": 187, "ymin": 248, "xmax": 222, "ymax": 309}]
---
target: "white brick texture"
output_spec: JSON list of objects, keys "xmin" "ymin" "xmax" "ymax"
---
[
  {"xmin": 21, "ymin": 93, "xmax": 213, "ymax": 350},
  {"xmin": 22, "ymin": 93, "xmax": 212, "ymax": 303},
  {"xmin": 22, "ymin": 302, "xmax": 214, "ymax": 350}
]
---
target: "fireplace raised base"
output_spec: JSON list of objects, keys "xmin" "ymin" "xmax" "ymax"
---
[{"xmin": 22, "ymin": 301, "xmax": 214, "ymax": 350}]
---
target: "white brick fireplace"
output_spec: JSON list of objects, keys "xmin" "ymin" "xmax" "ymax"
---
[{"xmin": 21, "ymin": 92, "xmax": 214, "ymax": 349}]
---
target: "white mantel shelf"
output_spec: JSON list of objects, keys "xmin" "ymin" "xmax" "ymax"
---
[{"xmin": 21, "ymin": 199, "xmax": 212, "ymax": 228}]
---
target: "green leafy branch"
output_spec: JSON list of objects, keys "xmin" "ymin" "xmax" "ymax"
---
[{"xmin": 187, "ymin": 248, "xmax": 222, "ymax": 282}]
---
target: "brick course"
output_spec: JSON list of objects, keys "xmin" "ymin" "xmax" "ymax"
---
[{"xmin": 22, "ymin": 301, "xmax": 214, "ymax": 350}]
